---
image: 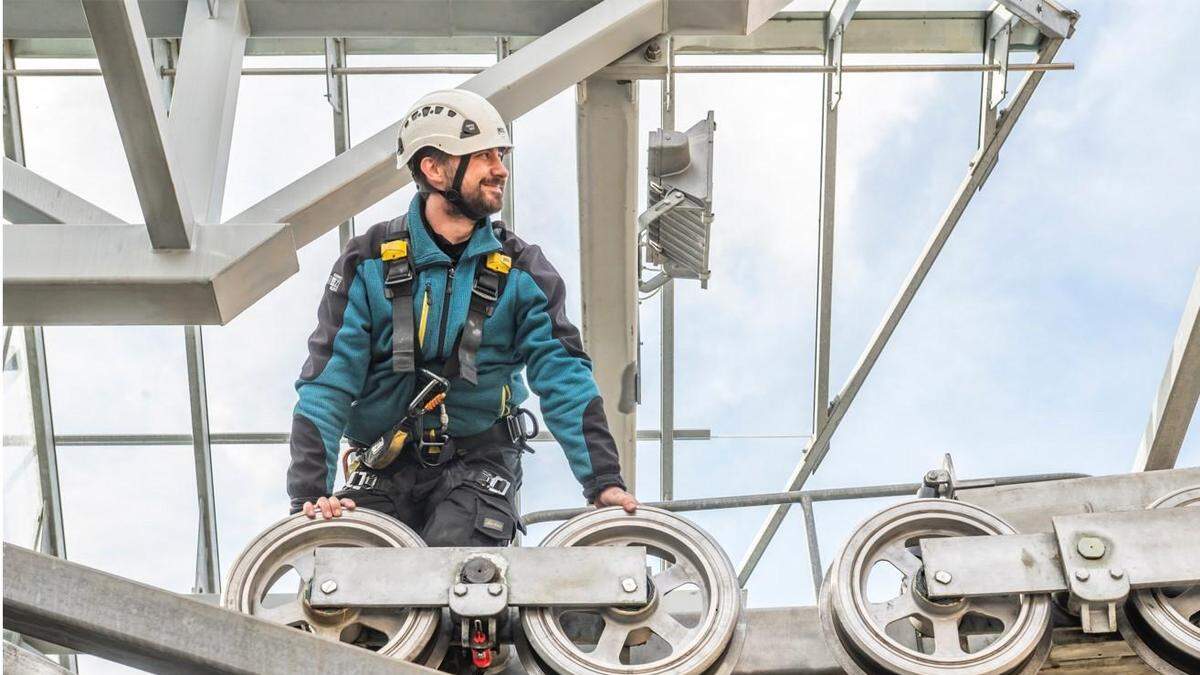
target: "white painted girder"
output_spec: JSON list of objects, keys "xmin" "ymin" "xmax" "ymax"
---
[
  {"xmin": 2, "ymin": 158, "xmax": 123, "ymax": 224},
  {"xmin": 226, "ymin": 0, "xmax": 664, "ymax": 248}
]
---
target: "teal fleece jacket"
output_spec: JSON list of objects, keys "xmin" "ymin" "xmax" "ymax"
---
[{"xmin": 287, "ymin": 194, "xmax": 625, "ymax": 510}]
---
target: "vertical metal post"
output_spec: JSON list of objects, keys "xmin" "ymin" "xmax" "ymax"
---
[
  {"xmin": 496, "ymin": 37, "xmax": 516, "ymax": 232},
  {"xmin": 799, "ymin": 495, "xmax": 823, "ymax": 593},
  {"xmin": 151, "ymin": 39, "xmax": 223, "ymax": 595},
  {"xmin": 6, "ymin": 39, "xmax": 74, "ymax": 672},
  {"xmin": 328, "ymin": 38, "xmax": 355, "ymax": 249},
  {"xmin": 577, "ymin": 77, "xmax": 640, "ymax": 495},
  {"xmin": 185, "ymin": 326, "xmax": 221, "ymax": 594},
  {"xmin": 659, "ymin": 38, "xmax": 676, "ymax": 502},
  {"xmin": 813, "ymin": 18, "xmax": 840, "ymax": 444}
]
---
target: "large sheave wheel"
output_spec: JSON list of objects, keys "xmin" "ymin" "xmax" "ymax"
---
[
  {"xmin": 518, "ymin": 506, "xmax": 742, "ymax": 674},
  {"xmin": 222, "ymin": 509, "xmax": 443, "ymax": 666},
  {"xmin": 819, "ymin": 499, "xmax": 1052, "ymax": 675}
]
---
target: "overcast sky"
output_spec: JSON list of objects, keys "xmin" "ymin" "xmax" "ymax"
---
[{"xmin": 4, "ymin": 1, "xmax": 1199, "ymax": 672}]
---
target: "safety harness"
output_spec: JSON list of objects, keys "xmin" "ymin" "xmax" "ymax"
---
[{"xmin": 379, "ymin": 214, "xmax": 511, "ymax": 385}]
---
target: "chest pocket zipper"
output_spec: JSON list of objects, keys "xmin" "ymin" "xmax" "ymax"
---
[{"xmin": 417, "ymin": 283, "xmax": 431, "ymax": 348}]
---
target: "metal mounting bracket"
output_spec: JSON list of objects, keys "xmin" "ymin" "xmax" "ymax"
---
[{"xmin": 324, "ymin": 38, "xmax": 342, "ymax": 114}]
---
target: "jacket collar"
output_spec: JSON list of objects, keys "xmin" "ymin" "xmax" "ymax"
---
[{"xmin": 406, "ymin": 193, "xmax": 501, "ymax": 267}]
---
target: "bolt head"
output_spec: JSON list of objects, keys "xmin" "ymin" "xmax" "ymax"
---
[
  {"xmin": 1109, "ymin": 568, "xmax": 1124, "ymax": 580},
  {"xmin": 319, "ymin": 579, "xmax": 338, "ymax": 594},
  {"xmin": 621, "ymin": 577, "xmax": 638, "ymax": 593},
  {"xmin": 1076, "ymin": 536, "xmax": 1106, "ymax": 560},
  {"xmin": 487, "ymin": 583, "xmax": 503, "ymax": 596},
  {"xmin": 1074, "ymin": 569, "xmax": 1090, "ymax": 581},
  {"xmin": 933, "ymin": 570, "xmax": 953, "ymax": 584},
  {"xmin": 453, "ymin": 583, "xmax": 468, "ymax": 597}
]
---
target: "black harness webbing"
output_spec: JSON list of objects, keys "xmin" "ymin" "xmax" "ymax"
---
[
  {"xmin": 382, "ymin": 216, "xmax": 415, "ymax": 373},
  {"xmin": 385, "ymin": 219, "xmax": 510, "ymax": 385}
]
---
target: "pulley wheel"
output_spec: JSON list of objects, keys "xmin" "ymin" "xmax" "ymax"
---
[
  {"xmin": 1118, "ymin": 485, "xmax": 1200, "ymax": 675},
  {"xmin": 222, "ymin": 509, "xmax": 442, "ymax": 665},
  {"xmin": 519, "ymin": 507, "xmax": 741, "ymax": 674},
  {"xmin": 819, "ymin": 499, "xmax": 1052, "ymax": 675}
]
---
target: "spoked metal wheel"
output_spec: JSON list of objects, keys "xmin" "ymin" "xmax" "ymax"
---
[
  {"xmin": 1118, "ymin": 486, "xmax": 1200, "ymax": 675},
  {"xmin": 819, "ymin": 499, "xmax": 1052, "ymax": 675},
  {"xmin": 518, "ymin": 507, "xmax": 742, "ymax": 674},
  {"xmin": 222, "ymin": 510, "xmax": 443, "ymax": 665}
]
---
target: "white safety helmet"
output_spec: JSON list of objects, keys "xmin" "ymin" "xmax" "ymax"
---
[{"xmin": 396, "ymin": 88, "xmax": 511, "ymax": 172}]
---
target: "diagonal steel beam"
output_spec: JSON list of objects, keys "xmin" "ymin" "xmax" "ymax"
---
[
  {"xmin": 1132, "ymin": 267, "xmax": 1200, "ymax": 472},
  {"xmin": 2, "ymin": 544, "xmax": 439, "ymax": 674},
  {"xmin": 80, "ymin": 0, "xmax": 196, "ymax": 248},
  {"xmin": 168, "ymin": 0, "xmax": 248, "ymax": 223},
  {"xmin": 226, "ymin": 0, "xmax": 663, "ymax": 248},
  {"xmin": 994, "ymin": 0, "xmax": 1075, "ymax": 40},
  {"xmin": 737, "ymin": 37, "xmax": 1068, "ymax": 585},
  {"xmin": 3, "ymin": 159, "xmax": 124, "ymax": 224}
]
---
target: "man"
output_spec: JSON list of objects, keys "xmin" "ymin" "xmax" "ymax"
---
[{"xmin": 286, "ymin": 89, "xmax": 638, "ymax": 548}]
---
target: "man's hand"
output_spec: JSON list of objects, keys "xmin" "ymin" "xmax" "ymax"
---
[
  {"xmin": 595, "ymin": 486, "xmax": 638, "ymax": 514},
  {"xmin": 302, "ymin": 496, "xmax": 356, "ymax": 520}
]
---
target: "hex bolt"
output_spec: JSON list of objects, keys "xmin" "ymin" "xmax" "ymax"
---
[
  {"xmin": 924, "ymin": 470, "xmax": 941, "ymax": 483},
  {"xmin": 1076, "ymin": 536, "xmax": 1106, "ymax": 560},
  {"xmin": 1109, "ymin": 568, "xmax": 1125, "ymax": 580},
  {"xmin": 1074, "ymin": 569, "xmax": 1090, "ymax": 582},
  {"xmin": 643, "ymin": 41, "xmax": 662, "ymax": 62},
  {"xmin": 487, "ymin": 583, "xmax": 503, "ymax": 596},
  {"xmin": 621, "ymin": 577, "xmax": 639, "ymax": 593},
  {"xmin": 933, "ymin": 570, "xmax": 953, "ymax": 585},
  {"xmin": 319, "ymin": 579, "xmax": 338, "ymax": 594},
  {"xmin": 453, "ymin": 583, "xmax": 468, "ymax": 597}
]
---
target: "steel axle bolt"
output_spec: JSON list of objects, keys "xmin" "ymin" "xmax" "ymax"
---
[
  {"xmin": 933, "ymin": 570, "xmax": 953, "ymax": 584},
  {"xmin": 487, "ymin": 583, "xmax": 503, "ymax": 596},
  {"xmin": 621, "ymin": 577, "xmax": 638, "ymax": 593},
  {"xmin": 1109, "ymin": 568, "xmax": 1124, "ymax": 580},
  {"xmin": 1074, "ymin": 569, "xmax": 1090, "ymax": 581},
  {"xmin": 320, "ymin": 579, "xmax": 338, "ymax": 594},
  {"xmin": 1077, "ymin": 536, "xmax": 1106, "ymax": 560},
  {"xmin": 453, "ymin": 583, "xmax": 468, "ymax": 597}
]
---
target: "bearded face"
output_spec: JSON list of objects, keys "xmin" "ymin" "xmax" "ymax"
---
[{"xmin": 438, "ymin": 149, "xmax": 508, "ymax": 218}]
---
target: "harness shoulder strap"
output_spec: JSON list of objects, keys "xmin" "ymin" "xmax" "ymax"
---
[
  {"xmin": 382, "ymin": 216, "xmax": 416, "ymax": 374},
  {"xmin": 455, "ymin": 249, "xmax": 511, "ymax": 384}
]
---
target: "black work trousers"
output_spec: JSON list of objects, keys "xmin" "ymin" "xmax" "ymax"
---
[{"xmin": 334, "ymin": 437, "xmax": 524, "ymax": 547}]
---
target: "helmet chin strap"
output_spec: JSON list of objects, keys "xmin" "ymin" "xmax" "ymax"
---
[{"xmin": 438, "ymin": 154, "xmax": 486, "ymax": 223}]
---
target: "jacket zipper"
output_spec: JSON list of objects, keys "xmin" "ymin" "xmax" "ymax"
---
[{"xmin": 437, "ymin": 264, "xmax": 455, "ymax": 358}]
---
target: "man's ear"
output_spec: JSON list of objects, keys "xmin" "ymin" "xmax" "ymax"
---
[{"xmin": 420, "ymin": 155, "xmax": 448, "ymax": 191}]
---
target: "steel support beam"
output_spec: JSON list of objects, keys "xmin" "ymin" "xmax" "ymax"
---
[
  {"xmin": 2, "ymin": 158, "xmax": 123, "ymax": 225},
  {"xmin": 226, "ymin": 0, "xmax": 664, "ymax": 248},
  {"xmin": 995, "ymin": 0, "xmax": 1075, "ymax": 39},
  {"xmin": 3, "ymin": 41, "xmax": 25, "ymax": 165},
  {"xmin": 2, "ymin": 223, "xmax": 298, "ymax": 325},
  {"xmin": 326, "ymin": 37, "xmax": 355, "ymax": 250},
  {"xmin": 737, "ymin": 37, "xmax": 1068, "ymax": 585},
  {"xmin": 4, "ymin": 641, "xmax": 71, "ymax": 675},
  {"xmin": 184, "ymin": 326, "xmax": 220, "ymax": 594},
  {"xmin": 24, "ymin": 328, "xmax": 66, "ymax": 560},
  {"xmin": 167, "ymin": 0, "xmax": 248, "ymax": 223},
  {"xmin": 2, "ymin": 544, "xmax": 439, "ymax": 674},
  {"xmin": 1133, "ymin": 268, "xmax": 1200, "ymax": 472},
  {"xmin": 577, "ymin": 77, "xmax": 640, "ymax": 493},
  {"xmin": 496, "ymin": 36, "xmax": 517, "ymax": 231},
  {"xmin": 660, "ymin": 41, "xmax": 676, "ymax": 502},
  {"xmin": 80, "ymin": 0, "xmax": 196, "ymax": 248}
]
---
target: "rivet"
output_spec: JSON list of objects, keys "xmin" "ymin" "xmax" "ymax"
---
[
  {"xmin": 1074, "ymin": 569, "xmax": 1090, "ymax": 581},
  {"xmin": 453, "ymin": 583, "xmax": 468, "ymax": 597},
  {"xmin": 319, "ymin": 579, "xmax": 338, "ymax": 594},
  {"xmin": 621, "ymin": 577, "xmax": 638, "ymax": 593},
  {"xmin": 933, "ymin": 570, "xmax": 953, "ymax": 584},
  {"xmin": 1109, "ymin": 568, "xmax": 1124, "ymax": 580},
  {"xmin": 487, "ymin": 583, "xmax": 503, "ymax": 596}
]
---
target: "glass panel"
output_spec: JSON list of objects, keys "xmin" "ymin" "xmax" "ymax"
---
[
  {"xmin": 42, "ymin": 327, "xmax": 192, "ymax": 435},
  {"xmin": 211, "ymin": 443, "xmax": 293, "ymax": 574},
  {"xmin": 206, "ymin": 56, "xmax": 340, "ymax": 433},
  {"xmin": 57, "ymin": 445, "xmax": 198, "ymax": 593},
  {"xmin": 3, "ymin": 328, "xmax": 42, "ymax": 548}
]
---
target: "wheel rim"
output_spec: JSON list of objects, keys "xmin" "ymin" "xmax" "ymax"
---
[
  {"xmin": 1120, "ymin": 486, "xmax": 1200, "ymax": 673},
  {"xmin": 520, "ymin": 507, "xmax": 741, "ymax": 674},
  {"xmin": 822, "ymin": 499, "xmax": 1051, "ymax": 675},
  {"xmin": 221, "ymin": 509, "xmax": 441, "ymax": 663}
]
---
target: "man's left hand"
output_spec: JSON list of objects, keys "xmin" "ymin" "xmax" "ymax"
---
[{"xmin": 595, "ymin": 486, "xmax": 638, "ymax": 513}]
